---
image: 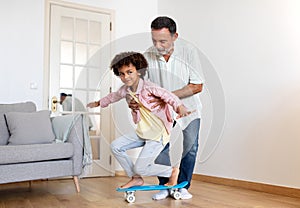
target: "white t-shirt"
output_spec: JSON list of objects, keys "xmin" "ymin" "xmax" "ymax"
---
[{"xmin": 144, "ymin": 38, "xmax": 204, "ymax": 129}]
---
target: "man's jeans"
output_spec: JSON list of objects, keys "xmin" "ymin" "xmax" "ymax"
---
[{"xmin": 155, "ymin": 118, "xmax": 200, "ymax": 189}]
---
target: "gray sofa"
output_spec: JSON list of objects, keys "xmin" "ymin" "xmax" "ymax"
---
[{"xmin": 0, "ymin": 102, "xmax": 84, "ymax": 192}]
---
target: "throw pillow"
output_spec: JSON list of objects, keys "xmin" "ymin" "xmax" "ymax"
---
[
  {"xmin": 0, "ymin": 101, "xmax": 36, "ymax": 145},
  {"xmin": 5, "ymin": 110, "xmax": 55, "ymax": 145}
]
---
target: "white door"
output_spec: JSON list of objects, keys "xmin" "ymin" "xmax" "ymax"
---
[{"xmin": 47, "ymin": 2, "xmax": 114, "ymax": 176}]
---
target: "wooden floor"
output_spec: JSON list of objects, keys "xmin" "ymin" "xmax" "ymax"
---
[{"xmin": 1, "ymin": 176, "xmax": 300, "ymax": 208}]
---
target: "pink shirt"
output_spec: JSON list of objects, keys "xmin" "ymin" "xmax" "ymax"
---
[{"xmin": 99, "ymin": 79, "xmax": 184, "ymax": 134}]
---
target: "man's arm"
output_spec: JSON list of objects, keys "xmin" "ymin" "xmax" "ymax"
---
[
  {"xmin": 128, "ymin": 84, "xmax": 203, "ymax": 110},
  {"xmin": 148, "ymin": 83, "xmax": 203, "ymax": 109},
  {"xmin": 172, "ymin": 83, "xmax": 203, "ymax": 99}
]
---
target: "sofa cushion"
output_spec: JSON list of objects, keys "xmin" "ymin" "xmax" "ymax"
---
[
  {"xmin": 0, "ymin": 142, "xmax": 74, "ymax": 165},
  {"xmin": 5, "ymin": 110, "xmax": 55, "ymax": 145},
  {"xmin": 0, "ymin": 102, "xmax": 36, "ymax": 145}
]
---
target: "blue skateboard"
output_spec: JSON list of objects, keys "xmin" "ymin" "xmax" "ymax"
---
[{"xmin": 116, "ymin": 181, "xmax": 188, "ymax": 203}]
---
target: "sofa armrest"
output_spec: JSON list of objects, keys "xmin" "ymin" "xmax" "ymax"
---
[{"xmin": 51, "ymin": 114, "xmax": 84, "ymax": 176}]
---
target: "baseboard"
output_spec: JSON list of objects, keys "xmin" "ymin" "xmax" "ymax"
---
[
  {"xmin": 192, "ymin": 174, "xmax": 300, "ymax": 198},
  {"xmin": 115, "ymin": 170, "xmax": 127, "ymax": 177}
]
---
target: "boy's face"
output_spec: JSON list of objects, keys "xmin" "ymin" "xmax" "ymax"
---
[
  {"xmin": 118, "ymin": 63, "xmax": 140, "ymax": 91},
  {"xmin": 151, "ymin": 28, "xmax": 178, "ymax": 56}
]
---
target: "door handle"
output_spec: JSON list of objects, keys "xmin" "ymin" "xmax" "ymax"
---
[{"xmin": 51, "ymin": 96, "xmax": 58, "ymax": 112}]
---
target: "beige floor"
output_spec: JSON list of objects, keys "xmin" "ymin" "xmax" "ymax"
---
[{"xmin": 1, "ymin": 176, "xmax": 300, "ymax": 208}]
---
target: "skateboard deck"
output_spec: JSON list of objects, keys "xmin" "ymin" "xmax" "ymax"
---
[{"xmin": 116, "ymin": 181, "xmax": 188, "ymax": 203}]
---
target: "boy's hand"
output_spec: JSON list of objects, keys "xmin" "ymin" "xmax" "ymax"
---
[
  {"xmin": 127, "ymin": 94, "xmax": 140, "ymax": 111},
  {"xmin": 87, "ymin": 101, "xmax": 99, "ymax": 108},
  {"xmin": 176, "ymin": 105, "xmax": 194, "ymax": 119}
]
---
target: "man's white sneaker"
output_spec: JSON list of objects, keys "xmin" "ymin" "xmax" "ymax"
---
[
  {"xmin": 179, "ymin": 188, "xmax": 193, "ymax": 199},
  {"xmin": 152, "ymin": 190, "xmax": 170, "ymax": 200}
]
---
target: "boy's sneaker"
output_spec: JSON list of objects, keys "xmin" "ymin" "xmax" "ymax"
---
[
  {"xmin": 152, "ymin": 190, "xmax": 170, "ymax": 200},
  {"xmin": 179, "ymin": 188, "xmax": 193, "ymax": 199}
]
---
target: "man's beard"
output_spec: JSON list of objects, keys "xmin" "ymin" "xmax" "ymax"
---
[{"xmin": 156, "ymin": 45, "xmax": 173, "ymax": 55}]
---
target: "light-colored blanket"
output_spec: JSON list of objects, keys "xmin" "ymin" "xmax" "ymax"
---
[{"xmin": 51, "ymin": 114, "xmax": 92, "ymax": 170}]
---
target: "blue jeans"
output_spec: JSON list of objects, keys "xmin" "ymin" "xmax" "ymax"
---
[{"xmin": 155, "ymin": 118, "xmax": 200, "ymax": 189}]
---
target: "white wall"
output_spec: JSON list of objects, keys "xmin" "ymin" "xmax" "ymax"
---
[
  {"xmin": 0, "ymin": 0, "xmax": 157, "ymax": 109},
  {"xmin": 158, "ymin": 0, "xmax": 300, "ymax": 188},
  {"xmin": 0, "ymin": 0, "xmax": 45, "ymax": 106}
]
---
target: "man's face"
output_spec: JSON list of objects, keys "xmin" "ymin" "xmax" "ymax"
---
[
  {"xmin": 60, "ymin": 95, "xmax": 66, "ymax": 104},
  {"xmin": 151, "ymin": 28, "xmax": 178, "ymax": 56}
]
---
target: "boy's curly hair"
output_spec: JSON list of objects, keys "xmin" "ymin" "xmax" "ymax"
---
[{"xmin": 110, "ymin": 52, "xmax": 148, "ymax": 78}]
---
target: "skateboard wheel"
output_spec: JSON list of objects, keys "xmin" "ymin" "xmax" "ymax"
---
[
  {"xmin": 170, "ymin": 189, "xmax": 175, "ymax": 195},
  {"xmin": 125, "ymin": 191, "xmax": 135, "ymax": 200},
  {"xmin": 126, "ymin": 195, "xmax": 136, "ymax": 203},
  {"xmin": 172, "ymin": 191, "xmax": 181, "ymax": 200}
]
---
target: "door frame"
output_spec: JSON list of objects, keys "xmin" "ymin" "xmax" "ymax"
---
[
  {"xmin": 43, "ymin": 0, "xmax": 116, "ymax": 176},
  {"xmin": 43, "ymin": 0, "xmax": 115, "ymax": 108}
]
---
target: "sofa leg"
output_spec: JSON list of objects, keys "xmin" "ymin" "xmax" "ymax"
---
[
  {"xmin": 73, "ymin": 176, "xmax": 80, "ymax": 193},
  {"xmin": 29, "ymin": 180, "xmax": 32, "ymax": 190}
]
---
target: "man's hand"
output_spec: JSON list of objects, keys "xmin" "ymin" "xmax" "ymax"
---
[{"xmin": 147, "ymin": 93, "xmax": 166, "ymax": 110}]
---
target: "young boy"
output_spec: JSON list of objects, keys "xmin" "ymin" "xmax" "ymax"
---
[{"xmin": 87, "ymin": 52, "xmax": 192, "ymax": 188}]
